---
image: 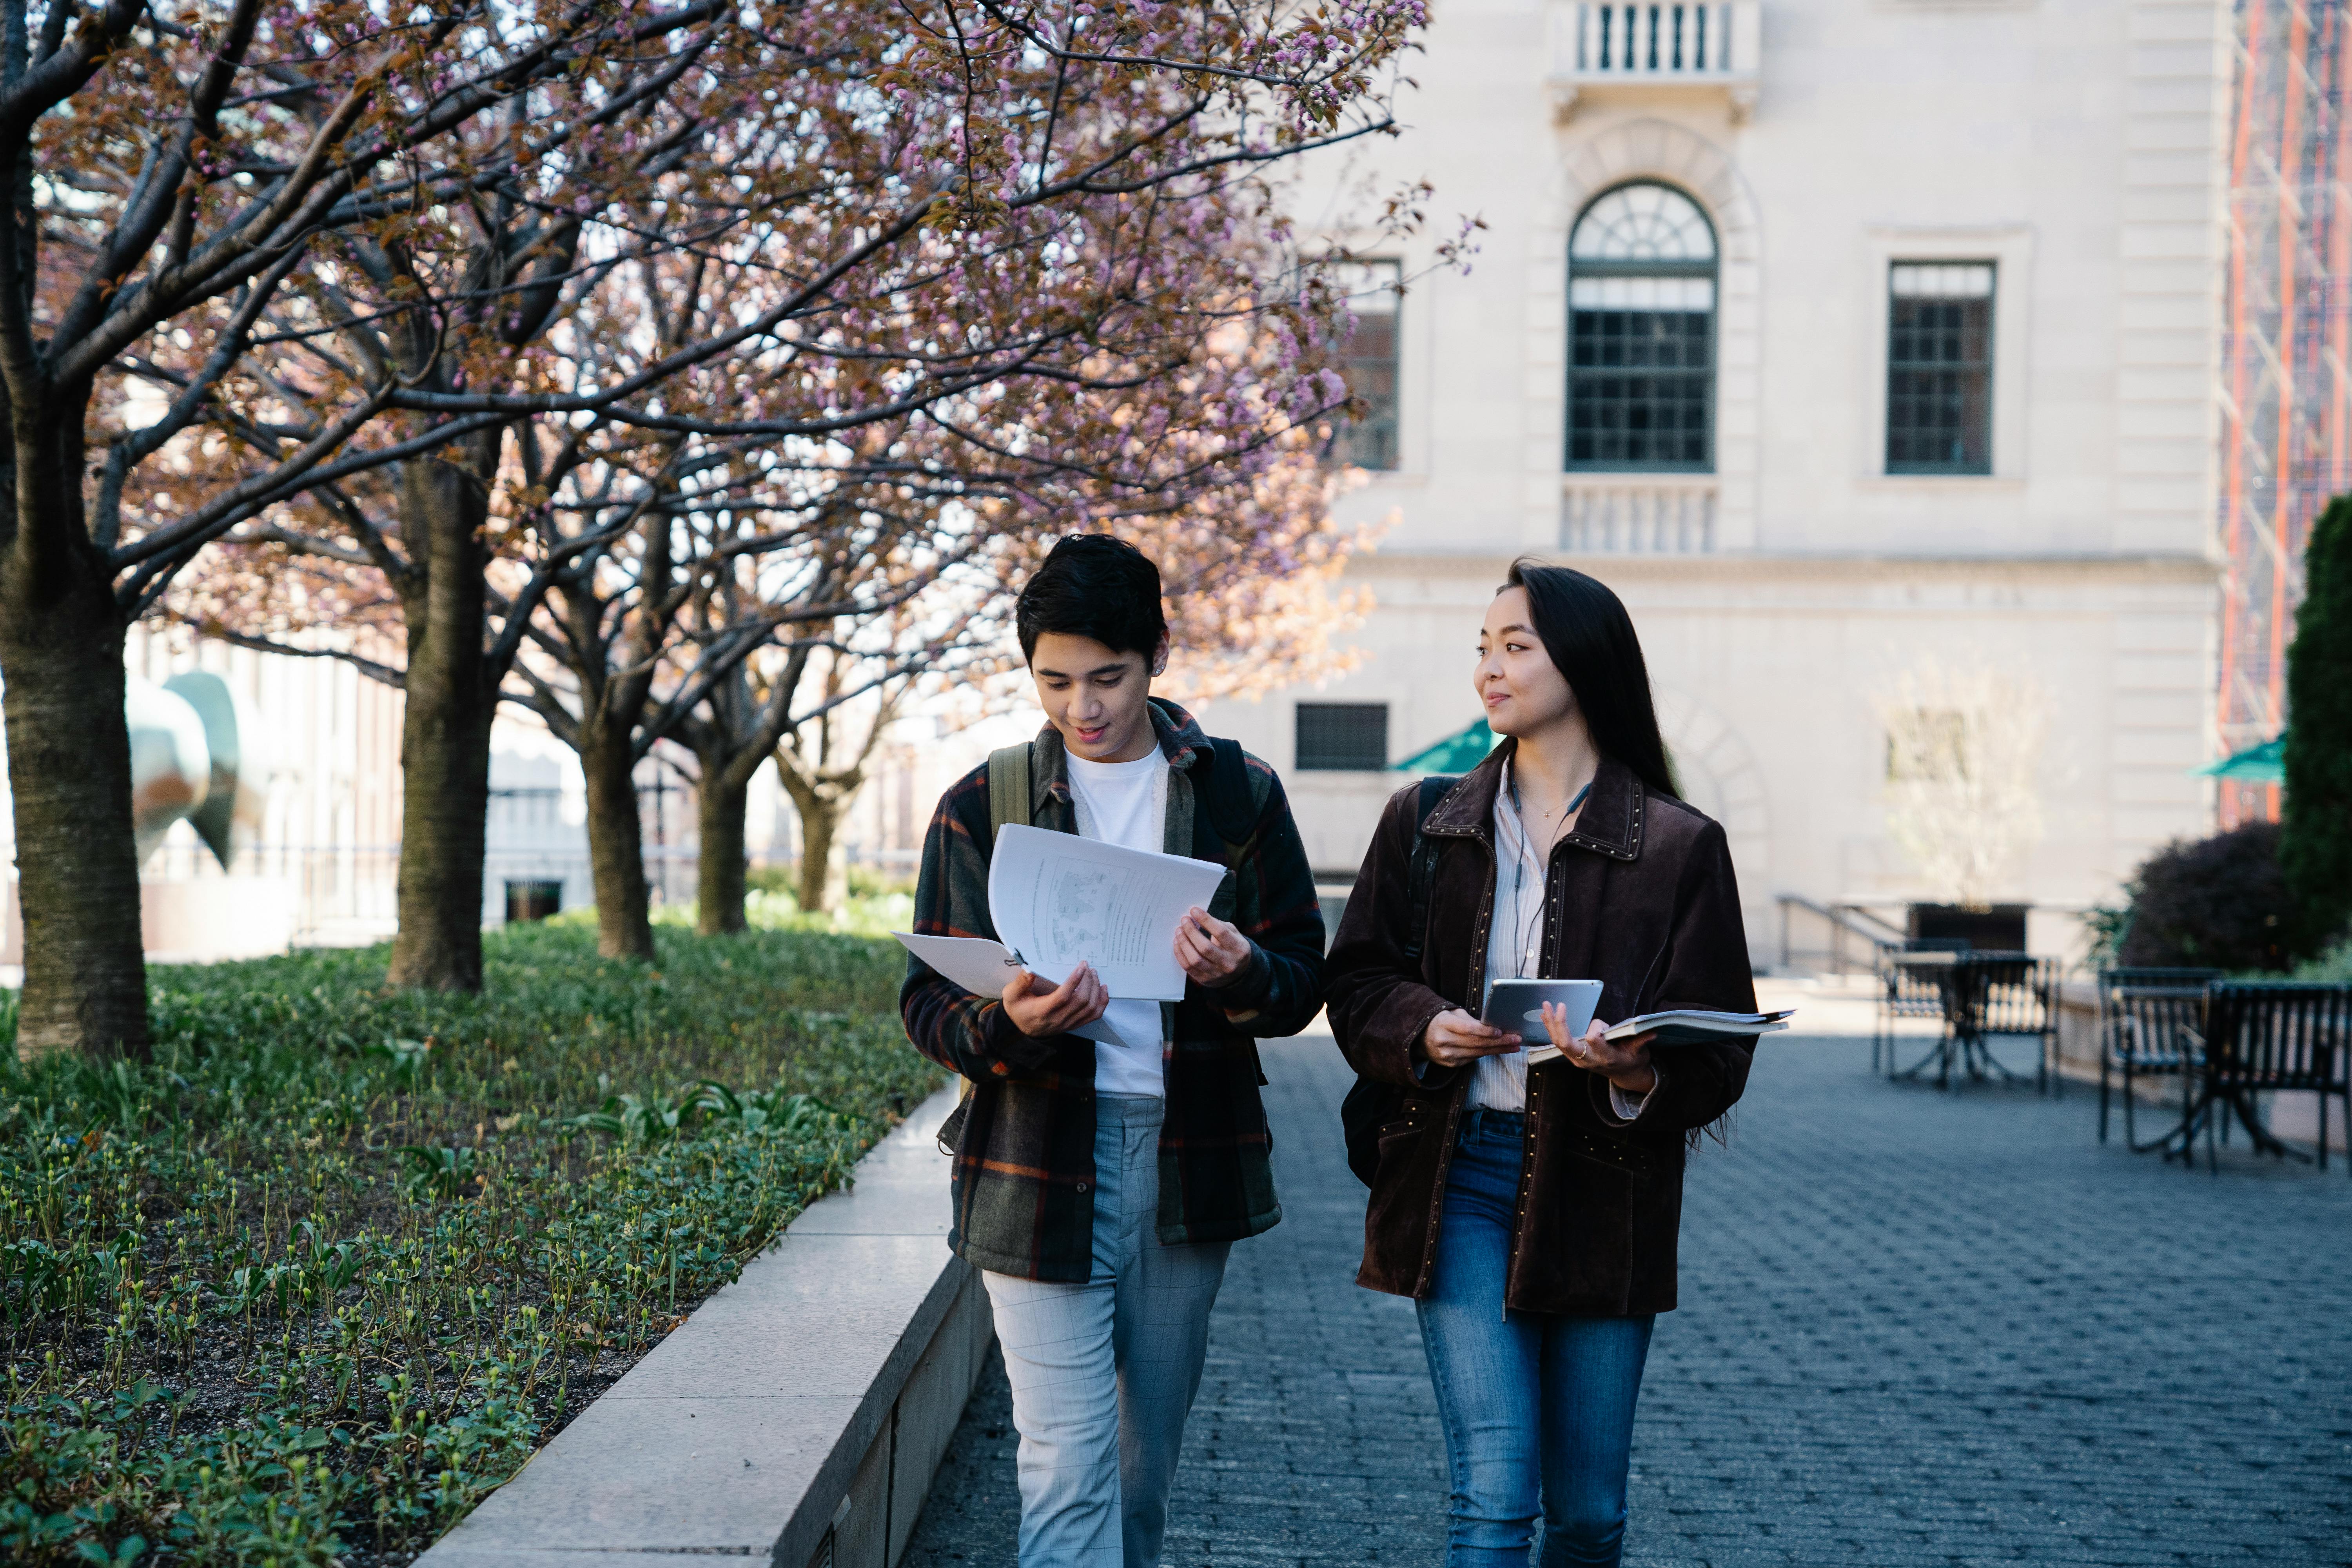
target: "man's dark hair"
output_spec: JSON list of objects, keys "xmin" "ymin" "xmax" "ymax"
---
[{"xmin": 1016, "ymin": 534, "xmax": 1169, "ymax": 662}]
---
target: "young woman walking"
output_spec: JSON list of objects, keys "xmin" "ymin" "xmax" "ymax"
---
[{"xmin": 1325, "ymin": 560, "xmax": 1758, "ymax": 1568}]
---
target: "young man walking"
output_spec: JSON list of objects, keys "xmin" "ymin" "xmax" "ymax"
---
[{"xmin": 901, "ymin": 534, "xmax": 1327, "ymax": 1567}]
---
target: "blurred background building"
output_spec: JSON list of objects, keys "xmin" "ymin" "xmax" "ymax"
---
[{"xmin": 1202, "ymin": 0, "xmax": 2248, "ymax": 967}]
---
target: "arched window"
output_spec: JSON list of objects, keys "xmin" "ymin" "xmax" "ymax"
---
[{"xmin": 1566, "ymin": 182, "xmax": 1717, "ymax": 472}]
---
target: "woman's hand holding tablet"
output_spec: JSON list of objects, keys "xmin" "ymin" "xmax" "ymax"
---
[{"xmin": 1419, "ymin": 1008, "xmax": 1525, "ymax": 1069}]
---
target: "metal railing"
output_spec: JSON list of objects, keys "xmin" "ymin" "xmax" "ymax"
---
[
  {"xmin": 1777, "ymin": 894, "xmax": 1909, "ymax": 976},
  {"xmin": 1566, "ymin": 1, "xmax": 1744, "ymax": 75},
  {"xmin": 1550, "ymin": 1, "xmax": 1761, "ymax": 120}
]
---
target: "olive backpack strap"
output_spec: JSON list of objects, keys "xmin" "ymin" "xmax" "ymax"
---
[
  {"xmin": 1341, "ymin": 774, "xmax": 1459, "ymax": 1187},
  {"xmin": 987, "ymin": 742, "xmax": 1033, "ymax": 849},
  {"xmin": 939, "ymin": 742, "xmax": 1036, "ymax": 1156}
]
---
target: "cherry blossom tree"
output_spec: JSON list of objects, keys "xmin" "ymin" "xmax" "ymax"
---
[
  {"xmin": 5, "ymin": 0, "xmax": 813, "ymax": 1053},
  {"xmin": 493, "ymin": 296, "xmax": 1377, "ymax": 951},
  {"xmin": 40, "ymin": 0, "xmax": 1431, "ymax": 1045}
]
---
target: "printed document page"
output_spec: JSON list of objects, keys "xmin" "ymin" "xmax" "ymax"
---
[
  {"xmin": 987, "ymin": 824, "xmax": 1228, "ymax": 1001},
  {"xmin": 890, "ymin": 931, "xmax": 1120, "ymax": 1045}
]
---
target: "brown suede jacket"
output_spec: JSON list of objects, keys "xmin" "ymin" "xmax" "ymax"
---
[{"xmin": 1324, "ymin": 744, "xmax": 1758, "ymax": 1316}]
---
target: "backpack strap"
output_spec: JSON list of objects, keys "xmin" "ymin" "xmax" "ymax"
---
[
  {"xmin": 986, "ymin": 742, "xmax": 1033, "ymax": 849},
  {"xmin": 1339, "ymin": 771, "xmax": 1460, "ymax": 1188},
  {"xmin": 1402, "ymin": 774, "xmax": 1457, "ymax": 965},
  {"xmin": 947, "ymin": 742, "xmax": 1036, "ymax": 1155}
]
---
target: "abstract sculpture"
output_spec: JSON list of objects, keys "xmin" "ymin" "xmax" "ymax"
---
[{"xmin": 125, "ymin": 672, "xmax": 269, "ymax": 869}]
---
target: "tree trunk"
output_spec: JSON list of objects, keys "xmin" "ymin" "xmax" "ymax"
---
[
  {"xmin": 581, "ymin": 711, "xmax": 655, "ymax": 959},
  {"xmin": 790, "ymin": 787, "xmax": 848, "ymax": 915},
  {"xmin": 695, "ymin": 762, "xmax": 750, "ymax": 935},
  {"xmin": 0, "ymin": 573, "xmax": 148, "ymax": 1060},
  {"xmin": 385, "ymin": 443, "xmax": 499, "ymax": 990}
]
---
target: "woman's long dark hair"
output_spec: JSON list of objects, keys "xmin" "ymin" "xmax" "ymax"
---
[{"xmin": 1504, "ymin": 559, "xmax": 1679, "ymax": 799}]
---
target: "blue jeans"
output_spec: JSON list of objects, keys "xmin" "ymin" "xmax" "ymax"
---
[
  {"xmin": 982, "ymin": 1094, "xmax": 1231, "ymax": 1568},
  {"xmin": 1417, "ymin": 1108, "xmax": 1656, "ymax": 1568}
]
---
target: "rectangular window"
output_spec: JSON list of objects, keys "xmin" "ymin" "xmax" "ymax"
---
[
  {"xmin": 1886, "ymin": 263, "xmax": 1994, "ymax": 475},
  {"xmin": 1296, "ymin": 702, "xmax": 1389, "ymax": 771},
  {"xmin": 1568, "ymin": 274, "xmax": 1715, "ymax": 471},
  {"xmin": 1324, "ymin": 261, "xmax": 1401, "ymax": 470}
]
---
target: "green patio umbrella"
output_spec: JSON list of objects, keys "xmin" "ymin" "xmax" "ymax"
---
[
  {"xmin": 1394, "ymin": 717, "xmax": 1503, "ymax": 774},
  {"xmin": 2192, "ymin": 734, "xmax": 2286, "ymax": 784}
]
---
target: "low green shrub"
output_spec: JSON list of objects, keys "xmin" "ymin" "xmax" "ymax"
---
[
  {"xmin": 2114, "ymin": 821, "xmax": 2328, "ymax": 973},
  {"xmin": 0, "ymin": 923, "xmax": 939, "ymax": 1566},
  {"xmin": 644, "ymin": 885, "xmax": 916, "ymax": 938}
]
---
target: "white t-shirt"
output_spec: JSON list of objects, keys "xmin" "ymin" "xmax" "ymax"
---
[{"xmin": 1065, "ymin": 750, "xmax": 1170, "ymax": 1098}]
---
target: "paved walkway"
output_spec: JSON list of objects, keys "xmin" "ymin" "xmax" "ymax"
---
[{"xmin": 905, "ymin": 1033, "xmax": 2352, "ymax": 1566}]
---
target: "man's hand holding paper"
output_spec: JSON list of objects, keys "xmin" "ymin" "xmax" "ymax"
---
[{"xmin": 1001, "ymin": 961, "xmax": 1109, "ymax": 1038}]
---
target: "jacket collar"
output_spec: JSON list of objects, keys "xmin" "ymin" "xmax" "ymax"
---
[
  {"xmin": 1028, "ymin": 696, "xmax": 1207, "ymax": 818},
  {"xmin": 1422, "ymin": 739, "xmax": 1646, "ymax": 864}
]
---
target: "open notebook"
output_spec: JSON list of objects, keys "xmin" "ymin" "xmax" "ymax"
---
[{"xmin": 1525, "ymin": 1008, "xmax": 1794, "ymax": 1062}]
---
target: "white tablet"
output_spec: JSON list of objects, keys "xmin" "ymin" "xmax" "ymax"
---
[{"xmin": 1481, "ymin": 978, "xmax": 1603, "ymax": 1041}]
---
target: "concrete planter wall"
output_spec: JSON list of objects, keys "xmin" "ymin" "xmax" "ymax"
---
[{"xmin": 418, "ymin": 1083, "xmax": 985, "ymax": 1568}]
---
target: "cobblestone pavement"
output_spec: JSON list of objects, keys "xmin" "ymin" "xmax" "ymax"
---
[{"xmin": 904, "ymin": 1033, "xmax": 2352, "ymax": 1566}]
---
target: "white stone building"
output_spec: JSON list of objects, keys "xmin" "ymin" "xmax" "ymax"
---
[{"xmin": 1195, "ymin": 0, "xmax": 2228, "ymax": 967}]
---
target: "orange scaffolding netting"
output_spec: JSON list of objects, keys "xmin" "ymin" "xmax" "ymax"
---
[{"xmin": 2218, "ymin": 0, "xmax": 2352, "ymax": 827}]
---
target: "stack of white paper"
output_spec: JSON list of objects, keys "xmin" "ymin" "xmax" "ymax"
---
[{"xmin": 895, "ymin": 824, "xmax": 1229, "ymax": 1043}]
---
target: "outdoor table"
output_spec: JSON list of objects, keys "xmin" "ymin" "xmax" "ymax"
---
[{"xmin": 1889, "ymin": 952, "xmax": 2053, "ymax": 1090}]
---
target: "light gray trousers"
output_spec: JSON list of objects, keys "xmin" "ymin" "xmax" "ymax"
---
[{"xmin": 980, "ymin": 1093, "xmax": 1231, "ymax": 1568}]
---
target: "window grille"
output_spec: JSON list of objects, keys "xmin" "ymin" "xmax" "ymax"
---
[
  {"xmin": 1296, "ymin": 702, "xmax": 1389, "ymax": 771},
  {"xmin": 1886, "ymin": 262, "xmax": 1994, "ymax": 475},
  {"xmin": 1567, "ymin": 182, "xmax": 1717, "ymax": 472},
  {"xmin": 1322, "ymin": 260, "xmax": 1401, "ymax": 470}
]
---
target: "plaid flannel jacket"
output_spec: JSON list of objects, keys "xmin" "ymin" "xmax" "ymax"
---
[{"xmin": 900, "ymin": 699, "xmax": 1326, "ymax": 1281}]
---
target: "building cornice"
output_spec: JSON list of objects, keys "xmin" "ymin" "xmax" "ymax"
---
[{"xmin": 1344, "ymin": 550, "xmax": 2224, "ymax": 587}]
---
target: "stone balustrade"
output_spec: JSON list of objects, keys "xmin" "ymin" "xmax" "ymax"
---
[{"xmin": 1559, "ymin": 474, "xmax": 1719, "ymax": 554}]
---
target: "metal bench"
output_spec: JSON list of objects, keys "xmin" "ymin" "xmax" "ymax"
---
[
  {"xmin": 1875, "ymin": 938, "xmax": 1971, "ymax": 1074},
  {"xmin": 2096, "ymin": 967, "xmax": 2221, "ymax": 1151},
  {"xmin": 2177, "ymin": 982, "xmax": 2352, "ymax": 1175}
]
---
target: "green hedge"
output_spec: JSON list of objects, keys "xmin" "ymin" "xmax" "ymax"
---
[{"xmin": 1, "ymin": 924, "xmax": 940, "ymax": 1566}]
